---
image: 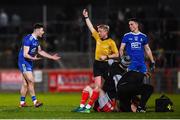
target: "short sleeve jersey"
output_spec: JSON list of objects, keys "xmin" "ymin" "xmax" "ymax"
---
[
  {"xmin": 18, "ymin": 34, "xmax": 40, "ymax": 62},
  {"xmin": 92, "ymin": 31, "xmax": 118, "ymax": 61},
  {"xmin": 122, "ymin": 32, "xmax": 148, "ymax": 63}
]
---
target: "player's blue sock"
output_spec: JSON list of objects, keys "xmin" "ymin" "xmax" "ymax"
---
[
  {"xmin": 21, "ymin": 96, "xmax": 25, "ymax": 101},
  {"xmin": 20, "ymin": 96, "xmax": 26, "ymax": 104},
  {"xmin": 31, "ymin": 96, "xmax": 37, "ymax": 104}
]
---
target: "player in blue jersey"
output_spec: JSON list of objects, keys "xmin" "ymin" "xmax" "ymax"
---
[
  {"xmin": 18, "ymin": 23, "xmax": 60, "ymax": 107},
  {"xmin": 119, "ymin": 18, "xmax": 155, "ymax": 74}
]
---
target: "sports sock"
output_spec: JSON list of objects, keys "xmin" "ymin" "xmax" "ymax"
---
[
  {"xmin": 80, "ymin": 90, "xmax": 89, "ymax": 107},
  {"xmin": 86, "ymin": 90, "xmax": 99, "ymax": 108},
  {"xmin": 111, "ymin": 99, "xmax": 116, "ymax": 108},
  {"xmin": 31, "ymin": 96, "xmax": 37, "ymax": 104},
  {"xmin": 20, "ymin": 96, "xmax": 26, "ymax": 104}
]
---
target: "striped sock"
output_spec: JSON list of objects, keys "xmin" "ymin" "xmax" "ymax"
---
[
  {"xmin": 20, "ymin": 96, "xmax": 26, "ymax": 104},
  {"xmin": 31, "ymin": 96, "xmax": 37, "ymax": 104}
]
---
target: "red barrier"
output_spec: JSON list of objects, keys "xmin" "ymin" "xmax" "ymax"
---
[
  {"xmin": 0, "ymin": 71, "xmax": 22, "ymax": 90},
  {"xmin": 48, "ymin": 69, "xmax": 93, "ymax": 92}
]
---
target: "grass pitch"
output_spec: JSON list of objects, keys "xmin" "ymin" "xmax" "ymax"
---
[{"xmin": 0, "ymin": 92, "xmax": 179, "ymax": 119}]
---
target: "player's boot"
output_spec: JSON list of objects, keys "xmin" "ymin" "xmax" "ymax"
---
[
  {"xmin": 80, "ymin": 108, "xmax": 91, "ymax": 113},
  {"xmin": 19, "ymin": 102, "xmax": 28, "ymax": 107},
  {"xmin": 71, "ymin": 107, "xmax": 85, "ymax": 112},
  {"xmin": 34, "ymin": 101, "xmax": 43, "ymax": 108}
]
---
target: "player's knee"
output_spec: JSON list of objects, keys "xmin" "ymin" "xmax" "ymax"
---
[
  {"xmin": 27, "ymin": 81, "xmax": 34, "ymax": 88},
  {"xmin": 84, "ymin": 86, "xmax": 93, "ymax": 93},
  {"xmin": 23, "ymin": 83, "xmax": 28, "ymax": 88}
]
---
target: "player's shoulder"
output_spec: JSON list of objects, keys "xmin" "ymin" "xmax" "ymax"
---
[
  {"xmin": 124, "ymin": 32, "xmax": 147, "ymax": 37},
  {"xmin": 107, "ymin": 38, "xmax": 116, "ymax": 44},
  {"xmin": 139, "ymin": 32, "xmax": 147, "ymax": 37},
  {"xmin": 123, "ymin": 32, "xmax": 132, "ymax": 37},
  {"xmin": 108, "ymin": 37, "xmax": 114, "ymax": 41},
  {"xmin": 24, "ymin": 34, "xmax": 34, "ymax": 41}
]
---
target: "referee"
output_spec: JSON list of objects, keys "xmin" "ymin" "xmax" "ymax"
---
[{"xmin": 79, "ymin": 9, "xmax": 119, "ymax": 113}]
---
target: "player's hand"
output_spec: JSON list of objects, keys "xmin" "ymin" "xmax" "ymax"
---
[
  {"xmin": 51, "ymin": 53, "xmax": 61, "ymax": 61},
  {"xmin": 100, "ymin": 55, "xmax": 108, "ymax": 61},
  {"xmin": 33, "ymin": 55, "xmax": 42, "ymax": 61},
  {"xmin": 149, "ymin": 62, "xmax": 155, "ymax": 72},
  {"xmin": 83, "ymin": 9, "xmax": 88, "ymax": 18}
]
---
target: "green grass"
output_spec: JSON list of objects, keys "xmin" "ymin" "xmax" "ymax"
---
[{"xmin": 0, "ymin": 92, "xmax": 179, "ymax": 119}]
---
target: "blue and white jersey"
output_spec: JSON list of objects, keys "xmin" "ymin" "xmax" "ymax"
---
[
  {"xmin": 122, "ymin": 32, "xmax": 148, "ymax": 64},
  {"xmin": 18, "ymin": 34, "xmax": 39, "ymax": 72}
]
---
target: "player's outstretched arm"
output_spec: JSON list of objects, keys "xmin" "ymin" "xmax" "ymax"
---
[
  {"xmin": 82, "ymin": 9, "xmax": 96, "ymax": 33},
  {"xmin": 38, "ymin": 46, "xmax": 60, "ymax": 61}
]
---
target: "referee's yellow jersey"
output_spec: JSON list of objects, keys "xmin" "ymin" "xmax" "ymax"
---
[{"xmin": 92, "ymin": 31, "xmax": 118, "ymax": 61}]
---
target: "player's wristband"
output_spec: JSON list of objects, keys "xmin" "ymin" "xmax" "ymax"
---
[{"xmin": 84, "ymin": 17, "xmax": 89, "ymax": 19}]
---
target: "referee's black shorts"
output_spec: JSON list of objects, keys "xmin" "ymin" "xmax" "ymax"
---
[{"xmin": 93, "ymin": 60, "xmax": 109, "ymax": 79}]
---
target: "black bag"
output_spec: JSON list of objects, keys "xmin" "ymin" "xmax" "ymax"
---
[{"xmin": 155, "ymin": 94, "xmax": 174, "ymax": 112}]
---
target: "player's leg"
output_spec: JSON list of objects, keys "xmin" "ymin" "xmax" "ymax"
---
[
  {"xmin": 19, "ymin": 76, "xmax": 28, "ymax": 107},
  {"xmin": 136, "ymin": 84, "xmax": 153, "ymax": 112},
  {"xmin": 81, "ymin": 61, "xmax": 108, "ymax": 113},
  {"xmin": 85, "ymin": 76, "xmax": 101, "ymax": 108},
  {"xmin": 72, "ymin": 85, "xmax": 94, "ymax": 112},
  {"xmin": 18, "ymin": 61, "xmax": 29, "ymax": 107},
  {"xmin": 23, "ymin": 71, "xmax": 43, "ymax": 107},
  {"xmin": 98, "ymin": 89, "xmax": 114, "ymax": 112},
  {"xmin": 117, "ymin": 84, "xmax": 133, "ymax": 112},
  {"xmin": 80, "ymin": 85, "xmax": 94, "ymax": 107},
  {"xmin": 80, "ymin": 76, "xmax": 101, "ymax": 113}
]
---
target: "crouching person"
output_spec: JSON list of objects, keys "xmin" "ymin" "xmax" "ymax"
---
[{"xmin": 117, "ymin": 71, "xmax": 153, "ymax": 112}]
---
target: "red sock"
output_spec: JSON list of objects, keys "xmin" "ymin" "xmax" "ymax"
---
[
  {"xmin": 87, "ymin": 90, "xmax": 99, "ymax": 106},
  {"xmin": 80, "ymin": 90, "xmax": 89, "ymax": 105},
  {"xmin": 111, "ymin": 99, "xmax": 116, "ymax": 108}
]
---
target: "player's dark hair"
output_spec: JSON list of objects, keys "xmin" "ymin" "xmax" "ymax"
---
[
  {"xmin": 128, "ymin": 18, "xmax": 139, "ymax": 24},
  {"xmin": 33, "ymin": 23, "xmax": 44, "ymax": 30}
]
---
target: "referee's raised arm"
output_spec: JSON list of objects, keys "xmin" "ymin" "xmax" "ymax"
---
[{"xmin": 82, "ymin": 9, "xmax": 96, "ymax": 33}]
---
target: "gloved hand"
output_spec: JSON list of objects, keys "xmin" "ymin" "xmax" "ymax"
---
[{"xmin": 149, "ymin": 62, "xmax": 155, "ymax": 72}]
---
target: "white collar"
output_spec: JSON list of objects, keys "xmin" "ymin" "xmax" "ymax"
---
[
  {"xmin": 31, "ymin": 34, "xmax": 37, "ymax": 40},
  {"xmin": 130, "ymin": 31, "xmax": 141, "ymax": 35}
]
